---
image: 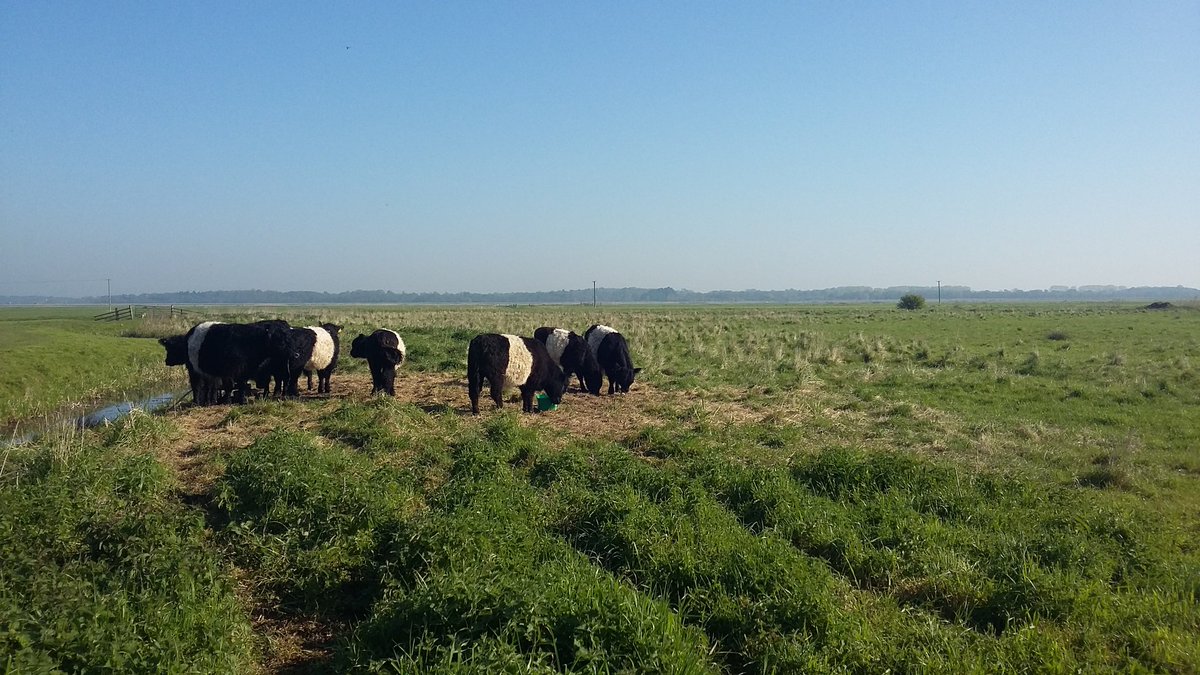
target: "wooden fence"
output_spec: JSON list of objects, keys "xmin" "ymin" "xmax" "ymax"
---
[
  {"xmin": 94, "ymin": 305, "xmax": 192, "ymax": 322},
  {"xmin": 94, "ymin": 306, "xmax": 133, "ymax": 322}
]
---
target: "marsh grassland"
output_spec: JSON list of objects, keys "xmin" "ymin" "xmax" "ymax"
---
[{"xmin": 2, "ymin": 303, "xmax": 1198, "ymax": 672}]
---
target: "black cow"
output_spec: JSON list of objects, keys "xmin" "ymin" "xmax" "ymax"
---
[
  {"xmin": 584, "ymin": 324, "xmax": 641, "ymax": 394},
  {"xmin": 533, "ymin": 326, "xmax": 602, "ymax": 395},
  {"xmin": 186, "ymin": 321, "xmax": 294, "ymax": 404},
  {"xmin": 349, "ymin": 329, "xmax": 406, "ymax": 396},
  {"xmin": 467, "ymin": 333, "xmax": 568, "ymax": 414},
  {"xmin": 251, "ymin": 319, "xmax": 291, "ymax": 396}
]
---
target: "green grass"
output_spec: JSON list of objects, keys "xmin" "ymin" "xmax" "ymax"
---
[
  {"xmin": 0, "ymin": 308, "xmax": 187, "ymax": 429},
  {"xmin": 2, "ymin": 303, "xmax": 1198, "ymax": 672},
  {"xmin": 0, "ymin": 416, "xmax": 254, "ymax": 672}
]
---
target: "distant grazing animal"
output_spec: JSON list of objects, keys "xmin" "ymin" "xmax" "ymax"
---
[
  {"xmin": 533, "ymin": 326, "xmax": 602, "ymax": 395},
  {"xmin": 584, "ymin": 324, "xmax": 641, "ymax": 394},
  {"xmin": 467, "ymin": 333, "xmax": 568, "ymax": 414},
  {"xmin": 349, "ymin": 329, "xmax": 406, "ymax": 396},
  {"xmin": 186, "ymin": 321, "xmax": 294, "ymax": 404}
]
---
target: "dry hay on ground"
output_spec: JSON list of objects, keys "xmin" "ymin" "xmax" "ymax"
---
[{"xmin": 159, "ymin": 371, "xmax": 770, "ymax": 459}]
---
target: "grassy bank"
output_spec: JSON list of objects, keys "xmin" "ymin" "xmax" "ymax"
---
[
  {"xmin": 0, "ymin": 308, "xmax": 187, "ymax": 429},
  {"xmin": 2, "ymin": 302, "xmax": 1197, "ymax": 671}
]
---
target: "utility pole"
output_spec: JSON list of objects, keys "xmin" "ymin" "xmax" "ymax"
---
[
  {"xmin": 107, "ymin": 278, "xmax": 112, "ymax": 308},
  {"xmin": 937, "ymin": 280, "xmax": 941, "ymax": 305},
  {"xmin": 593, "ymin": 281, "xmax": 597, "ymax": 307}
]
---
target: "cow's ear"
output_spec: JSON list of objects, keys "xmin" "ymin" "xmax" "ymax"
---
[
  {"xmin": 633, "ymin": 368, "xmax": 642, "ymax": 374},
  {"xmin": 158, "ymin": 337, "xmax": 169, "ymax": 345}
]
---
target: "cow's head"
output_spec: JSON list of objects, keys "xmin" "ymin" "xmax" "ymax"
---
[
  {"xmin": 544, "ymin": 366, "xmax": 570, "ymax": 405},
  {"xmin": 159, "ymin": 334, "xmax": 188, "ymax": 366},
  {"xmin": 350, "ymin": 334, "xmax": 369, "ymax": 359},
  {"xmin": 614, "ymin": 367, "xmax": 641, "ymax": 393}
]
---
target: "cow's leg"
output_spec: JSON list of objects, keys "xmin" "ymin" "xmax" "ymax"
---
[
  {"xmin": 468, "ymin": 372, "xmax": 482, "ymax": 414},
  {"xmin": 376, "ymin": 362, "xmax": 391, "ymax": 393},
  {"xmin": 382, "ymin": 365, "xmax": 397, "ymax": 396},
  {"xmin": 490, "ymin": 376, "xmax": 504, "ymax": 409},
  {"xmin": 286, "ymin": 374, "xmax": 302, "ymax": 399},
  {"xmin": 521, "ymin": 387, "xmax": 534, "ymax": 413}
]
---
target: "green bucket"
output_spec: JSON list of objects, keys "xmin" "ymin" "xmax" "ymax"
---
[{"xmin": 536, "ymin": 393, "xmax": 557, "ymax": 411}]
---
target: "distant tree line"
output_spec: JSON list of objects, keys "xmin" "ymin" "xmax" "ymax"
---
[{"xmin": 3, "ymin": 285, "xmax": 1198, "ymax": 306}]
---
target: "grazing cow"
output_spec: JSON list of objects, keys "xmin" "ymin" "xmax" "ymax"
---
[
  {"xmin": 159, "ymin": 332, "xmax": 222, "ymax": 406},
  {"xmin": 467, "ymin": 333, "xmax": 568, "ymax": 414},
  {"xmin": 187, "ymin": 321, "xmax": 294, "ymax": 404},
  {"xmin": 584, "ymin": 324, "xmax": 641, "ymax": 394},
  {"xmin": 349, "ymin": 329, "xmax": 406, "ymax": 396},
  {"xmin": 533, "ymin": 326, "xmax": 602, "ymax": 395}
]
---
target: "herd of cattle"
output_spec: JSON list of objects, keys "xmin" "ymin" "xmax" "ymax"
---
[{"xmin": 157, "ymin": 320, "xmax": 639, "ymax": 414}]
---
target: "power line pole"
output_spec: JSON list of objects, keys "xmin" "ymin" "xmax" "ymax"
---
[
  {"xmin": 937, "ymin": 280, "xmax": 941, "ymax": 305},
  {"xmin": 107, "ymin": 278, "xmax": 112, "ymax": 308},
  {"xmin": 593, "ymin": 281, "xmax": 597, "ymax": 307}
]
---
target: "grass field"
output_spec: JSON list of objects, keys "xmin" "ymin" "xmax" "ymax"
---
[{"xmin": 2, "ymin": 303, "xmax": 1198, "ymax": 672}]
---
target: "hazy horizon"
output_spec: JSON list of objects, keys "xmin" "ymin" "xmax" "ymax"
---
[
  {"xmin": 4, "ymin": 282, "xmax": 1199, "ymax": 303},
  {"xmin": 2, "ymin": 3, "xmax": 1197, "ymax": 297}
]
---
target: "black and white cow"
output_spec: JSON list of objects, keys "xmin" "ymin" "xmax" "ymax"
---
[
  {"xmin": 302, "ymin": 323, "xmax": 342, "ymax": 394},
  {"xmin": 533, "ymin": 326, "xmax": 602, "ymax": 395},
  {"xmin": 467, "ymin": 333, "xmax": 568, "ymax": 414},
  {"xmin": 349, "ymin": 329, "xmax": 406, "ymax": 396},
  {"xmin": 159, "ymin": 332, "xmax": 223, "ymax": 406},
  {"xmin": 584, "ymin": 324, "xmax": 641, "ymax": 394},
  {"xmin": 264, "ymin": 323, "xmax": 343, "ymax": 398},
  {"xmin": 185, "ymin": 321, "xmax": 294, "ymax": 404}
]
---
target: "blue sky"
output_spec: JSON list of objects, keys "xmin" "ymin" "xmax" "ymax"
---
[{"xmin": 1, "ymin": 2, "xmax": 1196, "ymax": 295}]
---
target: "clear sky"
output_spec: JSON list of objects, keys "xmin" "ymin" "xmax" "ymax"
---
[{"xmin": 1, "ymin": 2, "xmax": 1197, "ymax": 295}]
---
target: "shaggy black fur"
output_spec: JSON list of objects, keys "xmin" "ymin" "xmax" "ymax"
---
[
  {"xmin": 467, "ymin": 333, "xmax": 568, "ymax": 414},
  {"xmin": 251, "ymin": 319, "xmax": 292, "ymax": 395},
  {"xmin": 533, "ymin": 326, "xmax": 602, "ymax": 395},
  {"xmin": 584, "ymin": 325, "xmax": 641, "ymax": 394},
  {"xmin": 190, "ymin": 322, "xmax": 293, "ymax": 405},
  {"xmin": 350, "ymin": 330, "xmax": 405, "ymax": 396}
]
